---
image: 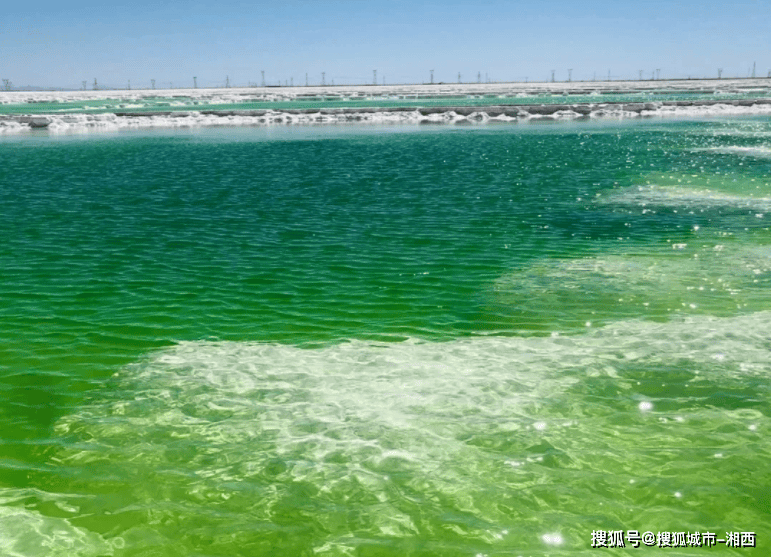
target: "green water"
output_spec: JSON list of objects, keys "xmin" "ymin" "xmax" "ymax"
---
[
  {"xmin": 0, "ymin": 118, "xmax": 770, "ymax": 556},
  {"xmin": 1, "ymin": 89, "xmax": 768, "ymax": 115}
]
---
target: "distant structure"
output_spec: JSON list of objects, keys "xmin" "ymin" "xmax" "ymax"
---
[
  {"xmin": 568, "ymin": 69, "xmax": 572, "ymax": 82},
  {"xmin": 656, "ymin": 69, "xmax": 661, "ymax": 80},
  {"xmin": 290, "ymin": 77, "xmax": 293, "ymax": 87},
  {"xmin": 477, "ymin": 71, "xmax": 481, "ymax": 83},
  {"xmin": 2, "ymin": 79, "xmax": 10, "ymax": 91},
  {"xmin": 128, "ymin": 79, "xmax": 131, "ymax": 90},
  {"xmin": 458, "ymin": 72, "xmax": 461, "ymax": 83},
  {"xmin": 81, "ymin": 80, "xmax": 87, "ymax": 90},
  {"xmin": 193, "ymin": 76, "xmax": 197, "ymax": 88},
  {"xmin": 373, "ymin": 69, "xmax": 377, "ymax": 85},
  {"xmin": 608, "ymin": 69, "xmax": 611, "ymax": 81},
  {"xmin": 551, "ymin": 70, "xmax": 555, "ymax": 82},
  {"xmin": 151, "ymin": 79, "xmax": 156, "ymax": 89},
  {"xmin": 752, "ymin": 62, "xmax": 756, "ymax": 78},
  {"xmin": 225, "ymin": 76, "xmax": 230, "ymax": 88},
  {"xmin": 93, "ymin": 78, "xmax": 98, "ymax": 90},
  {"xmin": 430, "ymin": 69, "xmax": 434, "ymax": 84},
  {"xmin": 639, "ymin": 70, "xmax": 643, "ymax": 80},
  {"xmin": 718, "ymin": 68, "xmax": 723, "ymax": 79},
  {"xmin": 322, "ymin": 72, "xmax": 326, "ymax": 86},
  {"xmin": 305, "ymin": 73, "xmax": 308, "ymax": 86}
]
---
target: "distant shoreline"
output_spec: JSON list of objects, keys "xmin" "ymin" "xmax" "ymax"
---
[
  {"xmin": 2, "ymin": 79, "xmax": 770, "ymax": 133},
  {"xmin": 3, "ymin": 76, "xmax": 771, "ymax": 94}
]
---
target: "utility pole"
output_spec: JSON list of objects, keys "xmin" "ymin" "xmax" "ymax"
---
[
  {"xmin": 430, "ymin": 69, "xmax": 434, "ymax": 84},
  {"xmin": 608, "ymin": 69, "xmax": 611, "ymax": 81},
  {"xmin": 290, "ymin": 77, "xmax": 293, "ymax": 87},
  {"xmin": 752, "ymin": 61, "xmax": 756, "ymax": 78},
  {"xmin": 225, "ymin": 76, "xmax": 230, "ymax": 88},
  {"xmin": 458, "ymin": 72, "xmax": 461, "ymax": 83},
  {"xmin": 93, "ymin": 78, "xmax": 98, "ymax": 90},
  {"xmin": 551, "ymin": 70, "xmax": 555, "ymax": 82},
  {"xmin": 656, "ymin": 69, "xmax": 661, "ymax": 80},
  {"xmin": 193, "ymin": 76, "xmax": 197, "ymax": 88},
  {"xmin": 321, "ymin": 72, "xmax": 325, "ymax": 86},
  {"xmin": 128, "ymin": 79, "xmax": 131, "ymax": 90},
  {"xmin": 151, "ymin": 79, "xmax": 155, "ymax": 89},
  {"xmin": 81, "ymin": 80, "xmax": 87, "ymax": 91},
  {"xmin": 718, "ymin": 68, "xmax": 723, "ymax": 79},
  {"xmin": 373, "ymin": 69, "xmax": 377, "ymax": 85},
  {"xmin": 305, "ymin": 72, "xmax": 308, "ymax": 86},
  {"xmin": 639, "ymin": 70, "xmax": 643, "ymax": 80},
  {"xmin": 568, "ymin": 69, "xmax": 572, "ymax": 82},
  {"xmin": 477, "ymin": 71, "xmax": 481, "ymax": 83},
  {"xmin": 261, "ymin": 71, "xmax": 265, "ymax": 87}
]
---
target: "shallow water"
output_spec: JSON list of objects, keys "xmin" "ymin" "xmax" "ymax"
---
[{"xmin": 0, "ymin": 118, "xmax": 769, "ymax": 555}]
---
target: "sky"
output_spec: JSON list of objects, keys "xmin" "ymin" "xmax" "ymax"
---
[{"xmin": 1, "ymin": 0, "xmax": 769, "ymax": 89}]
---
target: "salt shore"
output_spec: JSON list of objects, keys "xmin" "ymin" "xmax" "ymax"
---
[{"xmin": 1, "ymin": 78, "xmax": 770, "ymax": 133}]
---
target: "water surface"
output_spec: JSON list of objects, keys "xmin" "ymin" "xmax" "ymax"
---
[{"xmin": 0, "ymin": 118, "xmax": 769, "ymax": 556}]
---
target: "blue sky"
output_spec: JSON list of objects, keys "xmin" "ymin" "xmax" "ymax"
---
[{"xmin": 1, "ymin": 0, "xmax": 769, "ymax": 89}]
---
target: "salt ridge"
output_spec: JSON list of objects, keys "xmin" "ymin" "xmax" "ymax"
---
[
  {"xmin": 3, "ymin": 99, "xmax": 771, "ymax": 134},
  {"xmin": 2, "ymin": 79, "xmax": 771, "ymax": 133}
]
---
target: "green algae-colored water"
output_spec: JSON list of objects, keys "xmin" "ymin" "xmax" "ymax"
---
[
  {"xmin": 0, "ymin": 89, "xmax": 767, "ymax": 115},
  {"xmin": 0, "ymin": 118, "xmax": 769, "ymax": 556}
]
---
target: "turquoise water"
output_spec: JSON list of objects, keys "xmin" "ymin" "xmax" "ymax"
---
[
  {"xmin": 1, "ymin": 118, "xmax": 770, "ymax": 556},
  {"xmin": 1, "ymin": 89, "xmax": 769, "ymax": 115}
]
